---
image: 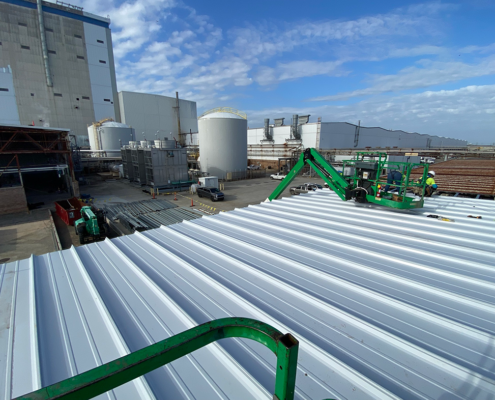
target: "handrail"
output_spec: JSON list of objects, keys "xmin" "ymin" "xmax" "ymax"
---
[{"xmin": 14, "ymin": 318, "xmax": 299, "ymax": 400}]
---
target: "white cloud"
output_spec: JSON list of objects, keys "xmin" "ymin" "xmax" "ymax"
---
[
  {"xmin": 256, "ymin": 60, "xmax": 347, "ymax": 86},
  {"xmin": 459, "ymin": 43, "xmax": 495, "ymax": 54},
  {"xmin": 387, "ymin": 45, "xmax": 446, "ymax": 58},
  {"xmin": 310, "ymin": 56, "xmax": 495, "ymax": 101}
]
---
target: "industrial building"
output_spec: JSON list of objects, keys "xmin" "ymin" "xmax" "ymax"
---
[
  {"xmin": 0, "ymin": 0, "xmax": 119, "ymax": 146},
  {"xmin": 198, "ymin": 107, "xmax": 247, "ymax": 179},
  {"xmin": 248, "ymin": 116, "xmax": 468, "ymax": 168},
  {"xmin": 1, "ymin": 192, "xmax": 494, "ymax": 399},
  {"xmin": 118, "ymin": 91, "xmax": 198, "ymax": 145}
]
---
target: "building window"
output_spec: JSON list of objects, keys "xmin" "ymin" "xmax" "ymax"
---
[
  {"xmin": 31, "ymin": 93, "xmax": 34, "ymax": 96},
  {"xmin": 104, "ymin": 98, "xmax": 111, "ymax": 102},
  {"xmin": 45, "ymin": 28, "xmax": 53, "ymax": 32},
  {"xmin": 54, "ymin": 93, "xmax": 63, "ymax": 97},
  {"xmin": 18, "ymin": 22, "xmax": 27, "ymax": 27},
  {"xmin": 48, "ymin": 50, "xmax": 56, "ymax": 54},
  {"xmin": 0, "ymin": 88, "xmax": 9, "ymax": 92},
  {"xmin": 77, "ymin": 55, "xmax": 85, "ymax": 60},
  {"xmin": 0, "ymin": 42, "xmax": 2, "ymax": 45},
  {"xmin": 21, "ymin": 45, "xmax": 30, "ymax": 50},
  {"xmin": 82, "ymin": 96, "xmax": 90, "ymax": 100},
  {"xmin": 97, "ymin": 39, "xmax": 104, "ymax": 44},
  {"xmin": 99, "ymin": 60, "xmax": 106, "ymax": 64},
  {"xmin": 74, "ymin": 34, "xmax": 82, "ymax": 39}
]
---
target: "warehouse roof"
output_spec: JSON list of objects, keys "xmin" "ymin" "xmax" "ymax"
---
[
  {"xmin": 1, "ymin": 192, "xmax": 495, "ymax": 399},
  {"xmin": 412, "ymin": 159, "xmax": 495, "ymax": 196}
]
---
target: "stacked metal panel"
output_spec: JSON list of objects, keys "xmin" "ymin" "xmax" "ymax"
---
[
  {"xmin": 1, "ymin": 193, "xmax": 495, "ymax": 399},
  {"xmin": 104, "ymin": 199, "xmax": 203, "ymax": 232}
]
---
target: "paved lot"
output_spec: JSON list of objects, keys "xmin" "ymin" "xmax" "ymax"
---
[
  {"xmin": 0, "ymin": 175, "xmax": 327, "ymax": 261},
  {"xmin": 0, "ymin": 209, "xmax": 56, "ymax": 263},
  {"xmin": 78, "ymin": 175, "xmax": 326, "ymax": 214},
  {"xmin": 157, "ymin": 176, "xmax": 327, "ymax": 213}
]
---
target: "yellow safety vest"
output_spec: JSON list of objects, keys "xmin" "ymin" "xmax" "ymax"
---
[{"xmin": 426, "ymin": 177, "xmax": 435, "ymax": 186}]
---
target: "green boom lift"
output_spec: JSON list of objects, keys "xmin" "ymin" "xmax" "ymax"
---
[
  {"xmin": 74, "ymin": 206, "xmax": 108, "ymax": 244},
  {"xmin": 268, "ymin": 148, "xmax": 429, "ymax": 210}
]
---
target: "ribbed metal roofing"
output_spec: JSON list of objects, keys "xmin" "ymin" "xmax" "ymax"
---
[{"xmin": 1, "ymin": 192, "xmax": 495, "ymax": 399}]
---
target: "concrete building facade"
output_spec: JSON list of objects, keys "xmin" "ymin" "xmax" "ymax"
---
[
  {"xmin": 0, "ymin": 0, "xmax": 119, "ymax": 146},
  {"xmin": 118, "ymin": 91, "xmax": 198, "ymax": 144}
]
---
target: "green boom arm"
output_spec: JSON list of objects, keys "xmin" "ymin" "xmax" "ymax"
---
[{"xmin": 267, "ymin": 148, "xmax": 351, "ymax": 201}]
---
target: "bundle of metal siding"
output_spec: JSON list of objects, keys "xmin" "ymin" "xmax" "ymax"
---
[
  {"xmin": 137, "ymin": 208, "xmax": 206, "ymax": 229},
  {"xmin": 1, "ymin": 191, "xmax": 495, "ymax": 399},
  {"xmin": 105, "ymin": 199, "xmax": 176, "ymax": 219},
  {"xmin": 104, "ymin": 199, "xmax": 196, "ymax": 232}
]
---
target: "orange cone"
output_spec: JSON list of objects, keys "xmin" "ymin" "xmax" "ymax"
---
[
  {"xmin": 174, "ymin": 192, "xmax": 177, "ymax": 201},
  {"xmin": 190, "ymin": 198, "xmax": 194, "ymax": 207}
]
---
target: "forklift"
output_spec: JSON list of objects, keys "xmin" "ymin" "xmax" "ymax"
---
[
  {"xmin": 268, "ymin": 148, "xmax": 429, "ymax": 209},
  {"xmin": 74, "ymin": 206, "xmax": 108, "ymax": 244}
]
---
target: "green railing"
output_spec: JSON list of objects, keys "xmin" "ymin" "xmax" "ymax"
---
[{"xmin": 15, "ymin": 318, "xmax": 299, "ymax": 400}]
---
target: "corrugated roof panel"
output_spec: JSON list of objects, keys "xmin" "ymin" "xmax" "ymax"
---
[{"xmin": 1, "ymin": 191, "xmax": 495, "ymax": 399}]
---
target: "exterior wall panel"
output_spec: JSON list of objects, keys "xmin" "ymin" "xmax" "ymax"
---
[
  {"xmin": 118, "ymin": 91, "xmax": 198, "ymax": 140},
  {"xmin": 0, "ymin": 67, "xmax": 21, "ymax": 124}
]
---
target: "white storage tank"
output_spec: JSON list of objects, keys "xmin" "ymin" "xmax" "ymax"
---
[
  {"xmin": 88, "ymin": 121, "xmax": 135, "ymax": 157},
  {"xmin": 198, "ymin": 108, "xmax": 248, "ymax": 179}
]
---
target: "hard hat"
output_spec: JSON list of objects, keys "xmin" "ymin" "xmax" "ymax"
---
[{"xmin": 429, "ymin": 170, "xmax": 436, "ymax": 176}]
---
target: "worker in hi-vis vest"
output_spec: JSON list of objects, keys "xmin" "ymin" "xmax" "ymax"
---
[
  {"xmin": 425, "ymin": 171, "xmax": 437, "ymax": 196},
  {"xmin": 414, "ymin": 171, "xmax": 437, "ymax": 197}
]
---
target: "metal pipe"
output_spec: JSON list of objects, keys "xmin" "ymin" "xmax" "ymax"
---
[
  {"xmin": 175, "ymin": 92, "xmax": 181, "ymax": 145},
  {"xmin": 36, "ymin": 0, "xmax": 53, "ymax": 87}
]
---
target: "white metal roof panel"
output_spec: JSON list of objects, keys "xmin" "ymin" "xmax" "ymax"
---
[{"xmin": 1, "ymin": 191, "xmax": 495, "ymax": 399}]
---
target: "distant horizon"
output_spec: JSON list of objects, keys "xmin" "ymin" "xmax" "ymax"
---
[{"xmin": 57, "ymin": 0, "xmax": 495, "ymax": 143}]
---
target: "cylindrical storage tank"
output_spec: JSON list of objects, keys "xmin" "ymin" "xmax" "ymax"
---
[
  {"xmin": 198, "ymin": 109, "xmax": 248, "ymax": 179},
  {"xmin": 88, "ymin": 121, "xmax": 135, "ymax": 157},
  {"xmin": 140, "ymin": 140, "xmax": 151, "ymax": 148},
  {"xmin": 129, "ymin": 141, "xmax": 137, "ymax": 148}
]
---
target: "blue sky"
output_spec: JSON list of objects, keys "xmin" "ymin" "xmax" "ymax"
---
[{"xmin": 70, "ymin": 0, "xmax": 494, "ymax": 143}]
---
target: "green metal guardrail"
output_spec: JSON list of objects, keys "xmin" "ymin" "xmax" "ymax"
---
[{"xmin": 15, "ymin": 318, "xmax": 299, "ymax": 400}]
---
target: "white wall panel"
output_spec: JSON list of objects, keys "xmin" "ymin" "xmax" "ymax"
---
[
  {"xmin": 94, "ymin": 103, "xmax": 117, "ymax": 123},
  {"xmin": 0, "ymin": 68, "xmax": 20, "ymax": 125},
  {"xmin": 82, "ymin": 24, "xmax": 109, "ymax": 48},
  {"xmin": 84, "ymin": 23, "xmax": 115, "ymax": 122},
  {"xmin": 119, "ymin": 92, "xmax": 198, "ymax": 139}
]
